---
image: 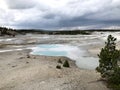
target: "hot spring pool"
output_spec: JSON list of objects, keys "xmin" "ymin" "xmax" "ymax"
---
[{"xmin": 31, "ymin": 44, "xmax": 99, "ymax": 70}]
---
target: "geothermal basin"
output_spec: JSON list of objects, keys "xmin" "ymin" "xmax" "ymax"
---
[{"xmin": 31, "ymin": 44, "xmax": 99, "ymax": 70}]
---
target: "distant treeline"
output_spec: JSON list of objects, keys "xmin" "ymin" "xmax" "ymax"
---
[
  {"xmin": 0, "ymin": 27, "xmax": 16, "ymax": 37},
  {"xmin": 0, "ymin": 27, "xmax": 120, "ymax": 36},
  {"xmin": 17, "ymin": 29, "xmax": 90, "ymax": 35}
]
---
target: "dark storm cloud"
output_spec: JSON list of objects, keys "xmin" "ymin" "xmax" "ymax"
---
[{"xmin": 0, "ymin": 0, "xmax": 120, "ymax": 30}]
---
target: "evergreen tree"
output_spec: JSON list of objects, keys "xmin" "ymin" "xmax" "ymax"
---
[{"xmin": 96, "ymin": 35, "xmax": 120, "ymax": 78}]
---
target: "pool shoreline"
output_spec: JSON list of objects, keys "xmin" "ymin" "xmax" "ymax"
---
[{"xmin": 30, "ymin": 44, "xmax": 99, "ymax": 70}]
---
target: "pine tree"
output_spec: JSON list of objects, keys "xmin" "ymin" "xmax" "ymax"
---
[{"xmin": 96, "ymin": 35, "xmax": 120, "ymax": 78}]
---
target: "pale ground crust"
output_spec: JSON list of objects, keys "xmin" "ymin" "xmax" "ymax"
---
[
  {"xmin": 0, "ymin": 49, "xmax": 109, "ymax": 90},
  {"xmin": 0, "ymin": 32, "xmax": 115, "ymax": 90}
]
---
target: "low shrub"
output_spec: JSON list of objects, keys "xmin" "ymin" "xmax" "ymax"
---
[
  {"xmin": 56, "ymin": 65, "xmax": 61, "ymax": 69},
  {"xmin": 63, "ymin": 60, "xmax": 70, "ymax": 67},
  {"xmin": 27, "ymin": 54, "xmax": 30, "ymax": 58},
  {"xmin": 58, "ymin": 59, "xmax": 62, "ymax": 64}
]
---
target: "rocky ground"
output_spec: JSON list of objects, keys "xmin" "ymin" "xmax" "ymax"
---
[
  {"xmin": 1, "ymin": 31, "xmax": 119, "ymax": 90},
  {"xmin": 0, "ymin": 50, "xmax": 109, "ymax": 90}
]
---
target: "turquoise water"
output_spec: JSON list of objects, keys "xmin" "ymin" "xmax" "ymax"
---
[
  {"xmin": 32, "ymin": 44, "xmax": 68, "ymax": 56},
  {"xmin": 31, "ymin": 44, "xmax": 99, "ymax": 70},
  {"xmin": 33, "ymin": 51, "xmax": 67, "ymax": 56}
]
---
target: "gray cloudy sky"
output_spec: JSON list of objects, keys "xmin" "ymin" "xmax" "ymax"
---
[{"xmin": 0, "ymin": 0, "xmax": 120, "ymax": 30}]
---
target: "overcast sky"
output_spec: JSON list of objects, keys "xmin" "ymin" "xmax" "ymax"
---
[{"xmin": 0, "ymin": 0, "xmax": 120, "ymax": 30}]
